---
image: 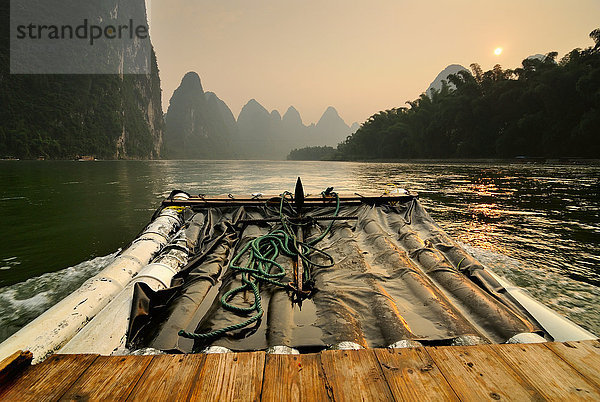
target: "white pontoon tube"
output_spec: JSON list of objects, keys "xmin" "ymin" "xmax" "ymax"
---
[
  {"xmin": 60, "ymin": 213, "xmax": 205, "ymax": 355},
  {"xmin": 484, "ymin": 268, "xmax": 597, "ymax": 342},
  {"xmin": 0, "ymin": 193, "xmax": 189, "ymax": 364}
]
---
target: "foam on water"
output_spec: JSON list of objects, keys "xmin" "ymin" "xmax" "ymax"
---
[
  {"xmin": 0, "ymin": 252, "xmax": 118, "ymax": 342},
  {"xmin": 462, "ymin": 244, "xmax": 599, "ymax": 336}
]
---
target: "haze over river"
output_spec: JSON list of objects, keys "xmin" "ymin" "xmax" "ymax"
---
[{"xmin": 0, "ymin": 160, "xmax": 598, "ymax": 341}]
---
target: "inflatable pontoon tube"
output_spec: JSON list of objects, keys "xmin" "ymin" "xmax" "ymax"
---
[
  {"xmin": 0, "ymin": 195, "xmax": 188, "ymax": 363},
  {"xmin": 60, "ymin": 213, "xmax": 204, "ymax": 355}
]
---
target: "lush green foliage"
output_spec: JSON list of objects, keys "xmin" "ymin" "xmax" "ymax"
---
[
  {"xmin": 334, "ymin": 31, "xmax": 600, "ymax": 160},
  {"xmin": 287, "ymin": 146, "xmax": 336, "ymax": 160},
  {"xmin": 0, "ymin": 2, "xmax": 164, "ymax": 159}
]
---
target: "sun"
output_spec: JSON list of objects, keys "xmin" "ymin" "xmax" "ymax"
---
[{"xmin": 494, "ymin": 47, "xmax": 503, "ymax": 56}]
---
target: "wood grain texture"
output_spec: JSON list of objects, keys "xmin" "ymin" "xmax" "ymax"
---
[
  {"xmin": 0, "ymin": 354, "xmax": 98, "ymax": 401},
  {"xmin": 0, "ymin": 350, "xmax": 32, "ymax": 386},
  {"xmin": 60, "ymin": 355, "xmax": 153, "ymax": 401},
  {"xmin": 374, "ymin": 347, "xmax": 459, "ymax": 401},
  {"xmin": 490, "ymin": 343, "xmax": 600, "ymax": 400},
  {"xmin": 188, "ymin": 351, "xmax": 266, "ymax": 402},
  {"xmin": 127, "ymin": 354, "xmax": 205, "ymax": 401},
  {"xmin": 261, "ymin": 353, "xmax": 331, "ymax": 401},
  {"xmin": 319, "ymin": 349, "xmax": 394, "ymax": 402},
  {"xmin": 545, "ymin": 340, "xmax": 600, "ymax": 388},
  {"xmin": 1, "ymin": 341, "xmax": 600, "ymax": 401},
  {"xmin": 426, "ymin": 345, "xmax": 543, "ymax": 401}
]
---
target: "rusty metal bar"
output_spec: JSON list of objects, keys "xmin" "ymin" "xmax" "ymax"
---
[
  {"xmin": 296, "ymin": 226, "xmax": 304, "ymax": 296},
  {"xmin": 236, "ymin": 216, "xmax": 358, "ymax": 226},
  {"xmin": 162, "ymin": 195, "xmax": 416, "ymax": 208}
]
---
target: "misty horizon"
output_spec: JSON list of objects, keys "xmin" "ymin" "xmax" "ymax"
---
[
  {"xmin": 170, "ymin": 70, "xmax": 361, "ymax": 127},
  {"xmin": 148, "ymin": 0, "xmax": 600, "ymax": 124}
]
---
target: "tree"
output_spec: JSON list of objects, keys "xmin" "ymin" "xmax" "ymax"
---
[
  {"xmin": 590, "ymin": 28, "xmax": 600, "ymax": 52},
  {"xmin": 329, "ymin": 28, "xmax": 600, "ymax": 160}
]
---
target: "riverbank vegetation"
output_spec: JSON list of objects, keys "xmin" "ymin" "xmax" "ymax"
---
[
  {"xmin": 289, "ymin": 29, "xmax": 600, "ymax": 160},
  {"xmin": 287, "ymin": 146, "xmax": 336, "ymax": 161},
  {"xmin": 0, "ymin": 2, "xmax": 164, "ymax": 160}
]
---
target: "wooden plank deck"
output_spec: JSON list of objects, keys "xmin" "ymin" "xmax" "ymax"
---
[{"xmin": 0, "ymin": 340, "xmax": 598, "ymax": 401}]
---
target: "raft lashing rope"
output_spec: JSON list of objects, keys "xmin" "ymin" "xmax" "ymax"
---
[{"xmin": 178, "ymin": 189, "xmax": 340, "ymax": 342}]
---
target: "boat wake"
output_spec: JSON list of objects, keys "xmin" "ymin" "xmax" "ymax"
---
[
  {"xmin": 462, "ymin": 244, "xmax": 599, "ymax": 336},
  {"xmin": 0, "ymin": 252, "xmax": 118, "ymax": 343}
]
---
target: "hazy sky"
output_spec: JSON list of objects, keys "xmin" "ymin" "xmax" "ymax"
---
[{"xmin": 148, "ymin": 0, "xmax": 600, "ymax": 125}]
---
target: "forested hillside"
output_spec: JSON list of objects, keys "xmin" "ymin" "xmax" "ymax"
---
[
  {"xmin": 287, "ymin": 146, "xmax": 335, "ymax": 160},
  {"xmin": 301, "ymin": 30, "xmax": 600, "ymax": 160},
  {"xmin": 0, "ymin": 1, "xmax": 165, "ymax": 160}
]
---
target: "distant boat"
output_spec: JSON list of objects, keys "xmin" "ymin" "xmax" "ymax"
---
[{"xmin": 77, "ymin": 155, "xmax": 96, "ymax": 161}]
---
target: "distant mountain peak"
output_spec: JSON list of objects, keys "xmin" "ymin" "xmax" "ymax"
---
[
  {"xmin": 180, "ymin": 71, "xmax": 203, "ymax": 93},
  {"xmin": 426, "ymin": 64, "xmax": 468, "ymax": 96},
  {"xmin": 526, "ymin": 54, "xmax": 546, "ymax": 61},
  {"xmin": 443, "ymin": 63, "xmax": 465, "ymax": 70},
  {"xmin": 270, "ymin": 110, "xmax": 282, "ymax": 120},
  {"xmin": 314, "ymin": 105, "xmax": 350, "ymax": 147},
  {"xmin": 323, "ymin": 106, "xmax": 339, "ymax": 115},
  {"xmin": 240, "ymin": 99, "xmax": 269, "ymax": 116},
  {"xmin": 282, "ymin": 106, "xmax": 303, "ymax": 126},
  {"xmin": 317, "ymin": 106, "xmax": 344, "ymax": 126},
  {"xmin": 164, "ymin": 71, "xmax": 237, "ymax": 159},
  {"xmin": 205, "ymin": 91, "xmax": 217, "ymax": 101}
]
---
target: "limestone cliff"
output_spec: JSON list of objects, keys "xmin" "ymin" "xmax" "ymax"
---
[
  {"xmin": 0, "ymin": 0, "xmax": 164, "ymax": 159},
  {"xmin": 163, "ymin": 72, "xmax": 236, "ymax": 159}
]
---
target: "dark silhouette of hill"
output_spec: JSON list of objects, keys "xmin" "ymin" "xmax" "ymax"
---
[
  {"xmin": 426, "ymin": 64, "xmax": 468, "ymax": 97},
  {"xmin": 163, "ymin": 72, "xmax": 236, "ymax": 159},
  {"xmin": 0, "ymin": 0, "xmax": 164, "ymax": 159},
  {"xmin": 236, "ymin": 101, "xmax": 354, "ymax": 159},
  {"xmin": 164, "ymin": 72, "xmax": 356, "ymax": 160}
]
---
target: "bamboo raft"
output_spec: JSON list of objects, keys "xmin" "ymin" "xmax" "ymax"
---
[
  {"xmin": 1, "ymin": 181, "xmax": 598, "ymax": 400},
  {"xmin": 1, "ymin": 340, "xmax": 599, "ymax": 400}
]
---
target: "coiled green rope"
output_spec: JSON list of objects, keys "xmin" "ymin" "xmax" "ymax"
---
[{"xmin": 178, "ymin": 190, "xmax": 339, "ymax": 341}]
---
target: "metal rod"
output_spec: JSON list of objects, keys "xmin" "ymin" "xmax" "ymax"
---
[
  {"xmin": 236, "ymin": 216, "xmax": 358, "ymax": 225},
  {"xmin": 296, "ymin": 225, "xmax": 304, "ymax": 297},
  {"xmin": 162, "ymin": 195, "xmax": 416, "ymax": 208}
]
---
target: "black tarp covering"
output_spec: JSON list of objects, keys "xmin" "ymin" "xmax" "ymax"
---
[{"xmin": 127, "ymin": 198, "xmax": 541, "ymax": 353}]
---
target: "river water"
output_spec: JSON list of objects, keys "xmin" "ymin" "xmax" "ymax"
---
[{"xmin": 0, "ymin": 160, "xmax": 598, "ymax": 341}]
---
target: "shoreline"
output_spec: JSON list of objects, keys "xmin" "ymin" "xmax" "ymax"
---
[{"xmin": 2, "ymin": 158, "xmax": 600, "ymax": 165}]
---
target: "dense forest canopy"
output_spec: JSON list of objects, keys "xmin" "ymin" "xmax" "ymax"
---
[
  {"xmin": 290, "ymin": 29, "xmax": 600, "ymax": 160},
  {"xmin": 287, "ymin": 146, "xmax": 336, "ymax": 161}
]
